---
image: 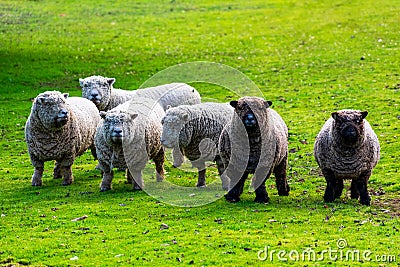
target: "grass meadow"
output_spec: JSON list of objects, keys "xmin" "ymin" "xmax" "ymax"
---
[{"xmin": 0, "ymin": 0, "xmax": 399, "ymax": 266}]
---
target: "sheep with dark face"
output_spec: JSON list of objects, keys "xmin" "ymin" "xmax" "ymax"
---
[
  {"xmin": 79, "ymin": 75, "xmax": 201, "ymax": 112},
  {"xmin": 95, "ymin": 99, "xmax": 165, "ymax": 191},
  {"xmin": 314, "ymin": 109, "xmax": 380, "ymax": 205},
  {"xmin": 160, "ymin": 103, "xmax": 234, "ymax": 189},
  {"xmin": 25, "ymin": 91, "xmax": 100, "ymax": 186},
  {"xmin": 219, "ymin": 96, "xmax": 290, "ymax": 203}
]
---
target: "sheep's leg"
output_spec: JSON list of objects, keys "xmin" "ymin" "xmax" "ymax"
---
[
  {"xmin": 215, "ymin": 156, "xmax": 229, "ymax": 191},
  {"xmin": 90, "ymin": 144, "xmax": 98, "ymax": 160},
  {"xmin": 350, "ymin": 179, "xmax": 360, "ymax": 199},
  {"xmin": 53, "ymin": 161, "xmax": 62, "ymax": 179},
  {"xmin": 61, "ymin": 165, "xmax": 73, "ymax": 186},
  {"xmin": 197, "ymin": 169, "xmax": 206, "ymax": 187},
  {"xmin": 357, "ymin": 171, "xmax": 371, "ymax": 206},
  {"xmin": 334, "ymin": 179, "xmax": 344, "ymax": 199},
  {"xmin": 32, "ymin": 166, "xmax": 44, "ymax": 186},
  {"xmin": 323, "ymin": 169, "xmax": 336, "ymax": 203},
  {"xmin": 254, "ymin": 180, "xmax": 270, "ymax": 204},
  {"xmin": 225, "ymin": 171, "xmax": 248, "ymax": 203},
  {"xmin": 172, "ymin": 147, "xmax": 185, "ymax": 168},
  {"xmin": 273, "ymin": 155, "xmax": 290, "ymax": 196},
  {"xmin": 193, "ymin": 160, "xmax": 206, "ymax": 187},
  {"xmin": 100, "ymin": 170, "xmax": 114, "ymax": 192},
  {"xmin": 131, "ymin": 171, "xmax": 144, "ymax": 190},
  {"xmin": 126, "ymin": 169, "xmax": 133, "ymax": 184},
  {"xmin": 154, "ymin": 149, "xmax": 165, "ymax": 182}
]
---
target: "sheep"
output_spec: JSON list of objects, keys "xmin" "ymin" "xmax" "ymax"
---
[
  {"xmin": 160, "ymin": 103, "xmax": 234, "ymax": 189},
  {"xmin": 218, "ymin": 96, "xmax": 290, "ymax": 203},
  {"xmin": 95, "ymin": 98, "xmax": 165, "ymax": 191},
  {"xmin": 79, "ymin": 75, "xmax": 201, "ymax": 112},
  {"xmin": 314, "ymin": 109, "xmax": 380, "ymax": 205},
  {"xmin": 25, "ymin": 91, "xmax": 100, "ymax": 186}
]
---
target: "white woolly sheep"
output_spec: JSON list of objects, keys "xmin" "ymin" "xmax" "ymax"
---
[
  {"xmin": 25, "ymin": 91, "xmax": 100, "ymax": 186},
  {"xmin": 79, "ymin": 75, "xmax": 201, "ymax": 112},
  {"xmin": 314, "ymin": 109, "xmax": 380, "ymax": 205},
  {"xmin": 219, "ymin": 96, "xmax": 290, "ymax": 203},
  {"xmin": 95, "ymin": 98, "xmax": 165, "ymax": 191},
  {"xmin": 160, "ymin": 103, "xmax": 234, "ymax": 189}
]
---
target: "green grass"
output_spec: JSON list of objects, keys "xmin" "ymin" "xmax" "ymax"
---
[{"xmin": 0, "ymin": 0, "xmax": 399, "ymax": 266}]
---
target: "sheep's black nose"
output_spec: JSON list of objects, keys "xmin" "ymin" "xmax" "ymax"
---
[
  {"xmin": 244, "ymin": 113, "xmax": 257, "ymax": 127},
  {"xmin": 91, "ymin": 92, "xmax": 99, "ymax": 97},
  {"xmin": 58, "ymin": 109, "xmax": 68, "ymax": 118},
  {"xmin": 113, "ymin": 127, "xmax": 123, "ymax": 135}
]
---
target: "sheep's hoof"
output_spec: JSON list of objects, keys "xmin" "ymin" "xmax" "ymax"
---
[
  {"xmin": 62, "ymin": 180, "xmax": 73, "ymax": 186},
  {"xmin": 100, "ymin": 187, "xmax": 111, "ymax": 192},
  {"xmin": 32, "ymin": 182, "xmax": 42, "ymax": 186},
  {"xmin": 225, "ymin": 194, "xmax": 240, "ymax": 203},
  {"xmin": 254, "ymin": 196, "xmax": 270, "ymax": 204},
  {"xmin": 133, "ymin": 183, "xmax": 143, "ymax": 190},
  {"xmin": 196, "ymin": 184, "xmax": 207, "ymax": 188},
  {"xmin": 359, "ymin": 198, "xmax": 371, "ymax": 206}
]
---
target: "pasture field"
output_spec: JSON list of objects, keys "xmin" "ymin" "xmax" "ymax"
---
[{"xmin": 0, "ymin": 0, "xmax": 399, "ymax": 266}]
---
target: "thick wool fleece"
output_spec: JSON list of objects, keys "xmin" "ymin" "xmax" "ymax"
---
[
  {"xmin": 219, "ymin": 96, "xmax": 289, "ymax": 203},
  {"xmin": 314, "ymin": 109, "xmax": 380, "ymax": 205},
  {"xmin": 161, "ymin": 102, "xmax": 234, "ymax": 189},
  {"xmin": 25, "ymin": 91, "xmax": 100, "ymax": 186}
]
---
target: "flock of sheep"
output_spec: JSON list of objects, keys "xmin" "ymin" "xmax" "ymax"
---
[{"xmin": 25, "ymin": 75, "xmax": 380, "ymax": 205}]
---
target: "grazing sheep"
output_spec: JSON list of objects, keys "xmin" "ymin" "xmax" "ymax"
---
[
  {"xmin": 219, "ymin": 97, "xmax": 290, "ymax": 203},
  {"xmin": 95, "ymin": 98, "xmax": 165, "ymax": 191},
  {"xmin": 25, "ymin": 91, "xmax": 100, "ymax": 186},
  {"xmin": 79, "ymin": 75, "xmax": 201, "ymax": 111},
  {"xmin": 160, "ymin": 103, "xmax": 234, "ymax": 189},
  {"xmin": 314, "ymin": 109, "xmax": 380, "ymax": 205}
]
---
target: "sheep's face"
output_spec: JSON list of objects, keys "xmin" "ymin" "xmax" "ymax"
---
[
  {"xmin": 332, "ymin": 110, "xmax": 368, "ymax": 147},
  {"xmin": 160, "ymin": 110, "xmax": 189, "ymax": 148},
  {"xmin": 33, "ymin": 91, "xmax": 70, "ymax": 131},
  {"xmin": 230, "ymin": 97, "xmax": 272, "ymax": 129},
  {"xmin": 79, "ymin": 76, "xmax": 115, "ymax": 111},
  {"xmin": 100, "ymin": 111, "xmax": 138, "ymax": 145}
]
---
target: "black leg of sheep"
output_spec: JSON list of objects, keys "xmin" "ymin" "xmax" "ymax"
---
[
  {"xmin": 254, "ymin": 182, "xmax": 270, "ymax": 204},
  {"xmin": 350, "ymin": 179, "xmax": 360, "ymax": 200},
  {"xmin": 323, "ymin": 169, "xmax": 337, "ymax": 203},
  {"xmin": 225, "ymin": 172, "xmax": 249, "ymax": 203},
  {"xmin": 273, "ymin": 155, "xmax": 290, "ymax": 196},
  {"xmin": 356, "ymin": 171, "xmax": 372, "ymax": 206},
  {"xmin": 334, "ymin": 179, "xmax": 344, "ymax": 200}
]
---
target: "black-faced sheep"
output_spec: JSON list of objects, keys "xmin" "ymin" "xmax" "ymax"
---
[
  {"xmin": 160, "ymin": 103, "xmax": 234, "ymax": 189},
  {"xmin": 25, "ymin": 91, "xmax": 100, "ymax": 186},
  {"xmin": 219, "ymin": 96, "xmax": 290, "ymax": 203},
  {"xmin": 314, "ymin": 109, "xmax": 380, "ymax": 205},
  {"xmin": 79, "ymin": 75, "xmax": 201, "ymax": 112},
  {"xmin": 95, "ymin": 98, "xmax": 165, "ymax": 191}
]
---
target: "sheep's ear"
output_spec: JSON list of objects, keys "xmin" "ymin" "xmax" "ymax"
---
[
  {"xmin": 130, "ymin": 113, "xmax": 138, "ymax": 120},
  {"xmin": 37, "ymin": 97, "xmax": 46, "ymax": 104},
  {"xmin": 361, "ymin": 111, "xmax": 368, "ymax": 119},
  {"xmin": 63, "ymin": 93, "xmax": 69, "ymax": 99},
  {"xmin": 264, "ymin": 101, "xmax": 272, "ymax": 108},
  {"xmin": 99, "ymin": 111, "xmax": 107, "ymax": 119},
  {"xmin": 107, "ymin": 78, "xmax": 115, "ymax": 87},
  {"xmin": 79, "ymin": 78, "xmax": 84, "ymax": 87},
  {"xmin": 331, "ymin": 112, "xmax": 339, "ymax": 121},
  {"xmin": 182, "ymin": 112, "xmax": 189, "ymax": 121},
  {"xmin": 230, "ymin": 100, "xmax": 238, "ymax": 108}
]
